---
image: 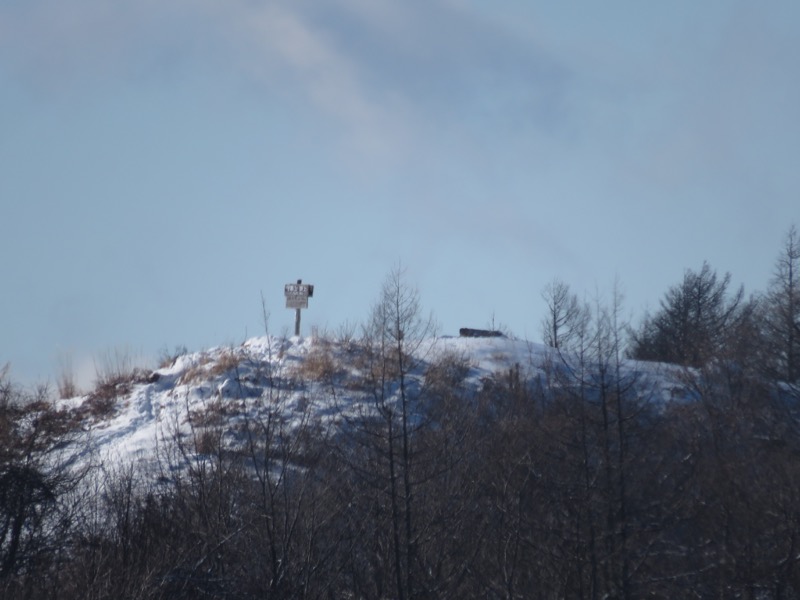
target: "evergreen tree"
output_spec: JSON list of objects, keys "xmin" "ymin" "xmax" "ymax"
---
[{"xmin": 630, "ymin": 262, "xmax": 744, "ymax": 367}]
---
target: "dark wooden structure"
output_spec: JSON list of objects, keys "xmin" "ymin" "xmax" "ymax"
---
[{"xmin": 459, "ymin": 328, "xmax": 504, "ymax": 338}]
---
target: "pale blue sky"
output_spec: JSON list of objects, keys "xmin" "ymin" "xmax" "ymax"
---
[{"xmin": 2, "ymin": 1, "xmax": 799, "ymax": 385}]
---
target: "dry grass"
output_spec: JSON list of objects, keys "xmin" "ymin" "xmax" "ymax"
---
[
  {"xmin": 94, "ymin": 347, "xmax": 144, "ymax": 388},
  {"xmin": 194, "ymin": 429, "xmax": 221, "ymax": 455},
  {"xmin": 85, "ymin": 375, "xmax": 132, "ymax": 419},
  {"xmin": 57, "ymin": 376, "xmax": 79, "ymax": 401},
  {"xmin": 56, "ymin": 353, "xmax": 80, "ymax": 399},
  {"xmin": 84, "ymin": 364, "xmax": 154, "ymax": 421},
  {"xmin": 83, "ymin": 392, "xmax": 119, "ymax": 419},
  {"xmin": 424, "ymin": 352, "xmax": 473, "ymax": 391},
  {"xmin": 177, "ymin": 354, "xmax": 212, "ymax": 386},
  {"xmin": 291, "ymin": 342, "xmax": 342, "ymax": 383},
  {"xmin": 208, "ymin": 350, "xmax": 243, "ymax": 378},
  {"xmin": 187, "ymin": 399, "xmax": 233, "ymax": 428},
  {"xmin": 158, "ymin": 345, "xmax": 189, "ymax": 369},
  {"xmin": 179, "ymin": 350, "xmax": 243, "ymax": 386}
]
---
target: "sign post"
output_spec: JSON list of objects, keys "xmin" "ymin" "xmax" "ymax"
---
[{"xmin": 284, "ymin": 279, "xmax": 314, "ymax": 336}]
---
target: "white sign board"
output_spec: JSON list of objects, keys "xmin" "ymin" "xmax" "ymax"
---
[
  {"xmin": 285, "ymin": 282, "xmax": 314, "ymax": 309},
  {"xmin": 285, "ymin": 294, "xmax": 309, "ymax": 309}
]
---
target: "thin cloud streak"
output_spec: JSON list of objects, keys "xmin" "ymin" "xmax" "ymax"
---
[
  {"xmin": 0, "ymin": 0, "xmax": 568, "ymax": 166},
  {"xmin": 231, "ymin": 2, "xmax": 414, "ymax": 163}
]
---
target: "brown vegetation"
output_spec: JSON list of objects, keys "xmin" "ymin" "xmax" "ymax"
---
[{"xmin": 178, "ymin": 349, "xmax": 244, "ymax": 386}]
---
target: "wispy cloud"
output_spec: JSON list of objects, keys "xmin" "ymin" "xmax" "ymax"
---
[
  {"xmin": 9, "ymin": 0, "xmax": 795, "ymax": 205},
  {"xmin": 225, "ymin": 2, "xmax": 415, "ymax": 163},
  {"xmin": 0, "ymin": 0, "xmax": 567, "ymax": 166}
]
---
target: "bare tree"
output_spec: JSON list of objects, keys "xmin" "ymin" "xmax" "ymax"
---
[
  {"xmin": 336, "ymin": 266, "xmax": 437, "ymax": 600},
  {"xmin": 764, "ymin": 225, "xmax": 800, "ymax": 383},
  {"xmin": 540, "ymin": 278, "xmax": 589, "ymax": 352},
  {"xmin": 371, "ymin": 266, "xmax": 433, "ymax": 600},
  {"xmin": 0, "ymin": 369, "xmax": 87, "ymax": 597}
]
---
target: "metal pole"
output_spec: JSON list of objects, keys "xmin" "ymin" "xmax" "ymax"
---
[{"xmin": 295, "ymin": 279, "xmax": 302, "ymax": 336}]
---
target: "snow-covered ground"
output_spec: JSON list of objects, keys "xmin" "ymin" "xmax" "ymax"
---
[{"xmin": 60, "ymin": 334, "xmax": 683, "ymax": 468}]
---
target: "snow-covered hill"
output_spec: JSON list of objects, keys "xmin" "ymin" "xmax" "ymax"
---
[
  {"xmin": 20, "ymin": 332, "xmax": 764, "ymax": 599},
  {"xmin": 59, "ymin": 333, "xmax": 682, "ymax": 468}
]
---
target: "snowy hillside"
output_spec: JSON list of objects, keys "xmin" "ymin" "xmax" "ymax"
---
[
  {"xmin": 10, "ymin": 328, "xmax": 795, "ymax": 599},
  {"xmin": 60, "ymin": 333, "xmax": 681, "ymax": 468}
]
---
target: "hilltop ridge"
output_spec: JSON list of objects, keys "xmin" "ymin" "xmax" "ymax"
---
[{"xmin": 58, "ymin": 331, "xmax": 679, "ymax": 467}]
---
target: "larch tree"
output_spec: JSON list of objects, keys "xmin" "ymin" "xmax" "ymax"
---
[
  {"xmin": 342, "ymin": 266, "xmax": 435, "ymax": 600},
  {"xmin": 764, "ymin": 225, "xmax": 800, "ymax": 383},
  {"xmin": 630, "ymin": 262, "xmax": 745, "ymax": 367},
  {"xmin": 540, "ymin": 278, "xmax": 589, "ymax": 352}
]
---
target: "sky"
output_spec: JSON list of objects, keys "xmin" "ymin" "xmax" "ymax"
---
[{"xmin": 2, "ymin": 0, "xmax": 799, "ymax": 387}]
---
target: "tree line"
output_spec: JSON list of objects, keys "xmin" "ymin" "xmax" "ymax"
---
[{"xmin": 0, "ymin": 227, "xmax": 799, "ymax": 599}]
